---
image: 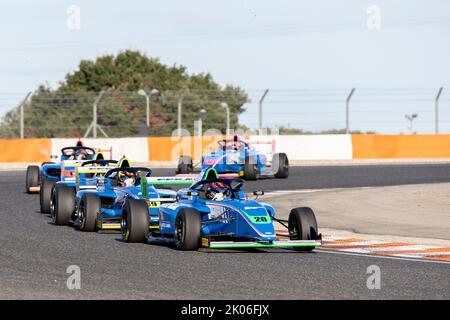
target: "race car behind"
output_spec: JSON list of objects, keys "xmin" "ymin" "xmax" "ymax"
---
[
  {"xmin": 176, "ymin": 136, "xmax": 289, "ymax": 180},
  {"xmin": 25, "ymin": 144, "xmax": 100, "ymax": 194}
]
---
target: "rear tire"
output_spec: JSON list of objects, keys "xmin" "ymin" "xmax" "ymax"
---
[
  {"xmin": 288, "ymin": 207, "xmax": 319, "ymax": 251},
  {"xmin": 79, "ymin": 193, "xmax": 100, "ymax": 232},
  {"xmin": 26, "ymin": 165, "xmax": 40, "ymax": 193},
  {"xmin": 51, "ymin": 184, "xmax": 75, "ymax": 225},
  {"xmin": 174, "ymin": 209, "xmax": 201, "ymax": 250},
  {"xmin": 177, "ymin": 155, "xmax": 193, "ymax": 174},
  {"xmin": 243, "ymin": 156, "xmax": 259, "ymax": 180},
  {"xmin": 121, "ymin": 199, "xmax": 149, "ymax": 242},
  {"xmin": 272, "ymin": 153, "xmax": 289, "ymax": 179},
  {"xmin": 40, "ymin": 177, "xmax": 57, "ymax": 213}
]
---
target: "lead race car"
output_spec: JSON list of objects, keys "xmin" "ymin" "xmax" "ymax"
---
[
  {"xmin": 176, "ymin": 135, "xmax": 289, "ymax": 180},
  {"xmin": 121, "ymin": 168, "xmax": 322, "ymax": 251}
]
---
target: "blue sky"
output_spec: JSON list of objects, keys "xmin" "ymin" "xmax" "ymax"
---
[{"xmin": 1, "ymin": 0, "xmax": 450, "ymax": 133}]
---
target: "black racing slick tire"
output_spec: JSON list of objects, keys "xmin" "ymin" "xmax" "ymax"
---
[
  {"xmin": 243, "ymin": 156, "xmax": 259, "ymax": 180},
  {"xmin": 272, "ymin": 153, "xmax": 289, "ymax": 179},
  {"xmin": 174, "ymin": 208, "xmax": 201, "ymax": 250},
  {"xmin": 121, "ymin": 199, "xmax": 149, "ymax": 243},
  {"xmin": 51, "ymin": 184, "xmax": 75, "ymax": 225},
  {"xmin": 177, "ymin": 155, "xmax": 193, "ymax": 174},
  {"xmin": 288, "ymin": 207, "xmax": 319, "ymax": 243},
  {"xmin": 40, "ymin": 176, "xmax": 57, "ymax": 213},
  {"xmin": 79, "ymin": 193, "xmax": 100, "ymax": 232},
  {"xmin": 26, "ymin": 165, "xmax": 40, "ymax": 193}
]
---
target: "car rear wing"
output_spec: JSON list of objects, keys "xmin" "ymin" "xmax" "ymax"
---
[
  {"xmin": 140, "ymin": 176, "xmax": 196, "ymax": 199},
  {"xmin": 176, "ymin": 168, "xmax": 240, "ymax": 184},
  {"xmin": 75, "ymin": 166, "xmax": 115, "ymax": 191}
]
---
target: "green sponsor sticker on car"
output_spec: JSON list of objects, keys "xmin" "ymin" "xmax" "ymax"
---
[{"xmin": 248, "ymin": 215, "xmax": 271, "ymax": 224}]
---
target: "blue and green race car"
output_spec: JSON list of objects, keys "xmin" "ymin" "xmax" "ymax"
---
[{"xmin": 122, "ymin": 168, "xmax": 322, "ymax": 251}]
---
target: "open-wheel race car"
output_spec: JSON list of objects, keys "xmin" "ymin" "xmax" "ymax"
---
[
  {"xmin": 47, "ymin": 158, "xmax": 125, "ymax": 215},
  {"xmin": 121, "ymin": 168, "xmax": 321, "ymax": 251},
  {"xmin": 39, "ymin": 150, "xmax": 110, "ymax": 214},
  {"xmin": 40, "ymin": 155, "xmax": 127, "ymax": 215},
  {"xmin": 176, "ymin": 135, "xmax": 289, "ymax": 180},
  {"xmin": 25, "ymin": 143, "xmax": 101, "ymax": 195},
  {"xmin": 51, "ymin": 166, "xmax": 195, "ymax": 232}
]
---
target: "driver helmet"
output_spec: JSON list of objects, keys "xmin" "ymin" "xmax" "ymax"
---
[
  {"xmin": 118, "ymin": 171, "xmax": 135, "ymax": 187},
  {"xmin": 205, "ymin": 182, "xmax": 227, "ymax": 200},
  {"xmin": 75, "ymin": 149, "xmax": 88, "ymax": 160}
]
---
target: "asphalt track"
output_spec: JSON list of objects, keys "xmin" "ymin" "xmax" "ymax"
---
[{"xmin": 1, "ymin": 164, "xmax": 450, "ymax": 299}]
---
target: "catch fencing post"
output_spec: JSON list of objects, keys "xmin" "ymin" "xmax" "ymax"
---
[
  {"xmin": 19, "ymin": 92, "xmax": 32, "ymax": 139},
  {"xmin": 220, "ymin": 102, "xmax": 230, "ymax": 135},
  {"xmin": 177, "ymin": 89, "xmax": 188, "ymax": 137},
  {"xmin": 435, "ymin": 87, "xmax": 443, "ymax": 134},
  {"xmin": 345, "ymin": 88, "xmax": 356, "ymax": 134},
  {"xmin": 258, "ymin": 89, "xmax": 269, "ymax": 132},
  {"xmin": 84, "ymin": 90, "xmax": 107, "ymax": 138}
]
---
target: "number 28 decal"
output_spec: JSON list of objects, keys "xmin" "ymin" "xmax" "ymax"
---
[{"xmin": 250, "ymin": 216, "xmax": 270, "ymax": 224}]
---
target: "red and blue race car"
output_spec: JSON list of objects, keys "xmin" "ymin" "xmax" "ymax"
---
[{"xmin": 176, "ymin": 136, "xmax": 289, "ymax": 180}]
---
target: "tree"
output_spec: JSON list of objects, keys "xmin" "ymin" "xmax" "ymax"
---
[{"xmin": 0, "ymin": 50, "xmax": 248, "ymax": 138}]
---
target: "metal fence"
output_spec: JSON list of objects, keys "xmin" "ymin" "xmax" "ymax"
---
[
  {"xmin": 0, "ymin": 89, "xmax": 246, "ymax": 138},
  {"xmin": 0, "ymin": 87, "xmax": 449, "ymax": 138},
  {"xmin": 242, "ymin": 87, "xmax": 449, "ymax": 134}
]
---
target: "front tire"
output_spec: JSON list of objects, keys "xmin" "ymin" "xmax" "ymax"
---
[
  {"xmin": 177, "ymin": 155, "xmax": 193, "ymax": 174},
  {"xmin": 121, "ymin": 199, "xmax": 149, "ymax": 242},
  {"xmin": 26, "ymin": 165, "xmax": 40, "ymax": 193},
  {"xmin": 272, "ymin": 153, "xmax": 289, "ymax": 179},
  {"xmin": 174, "ymin": 208, "xmax": 201, "ymax": 250},
  {"xmin": 79, "ymin": 193, "xmax": 100, "ymax": 232},
  {"xmin": 40, "ymin": 177, "xmax": 57, "ymax": 213},
  {"xmin": 51, "ymin": 184, "xmax": 75, "ymax": 225},
  {"xmin": 288, "ymin": 207, "xmax": 319, "ymax": 251}
]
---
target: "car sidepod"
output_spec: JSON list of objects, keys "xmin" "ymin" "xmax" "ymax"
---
[
  {"xmin": 159, "ymin": 199, "xmax": 276, "ymax": 241},
  {"xmin": 41, "ymin": 163, "xmax": 61, "ymax": 180},
  {"xmin": 227, "ymin": 200, "xmax": 276, "ymax": 241}
]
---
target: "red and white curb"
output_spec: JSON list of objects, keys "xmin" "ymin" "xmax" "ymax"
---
[
  {"xmin": 321, "ymin": 235, "xmax": 450, "ymax": 262},
  {"xmin": 276, "ymin": 232, "xmax": 450, "ymax": 262}
]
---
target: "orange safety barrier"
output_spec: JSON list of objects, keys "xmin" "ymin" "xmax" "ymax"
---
[
  {"xmin": 352, "ymin": 134, "xmax": 450, "ymax": 158},
  {"xmin": 0, "ymin": 139, "xmax": 52, "ymax": 162}
]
